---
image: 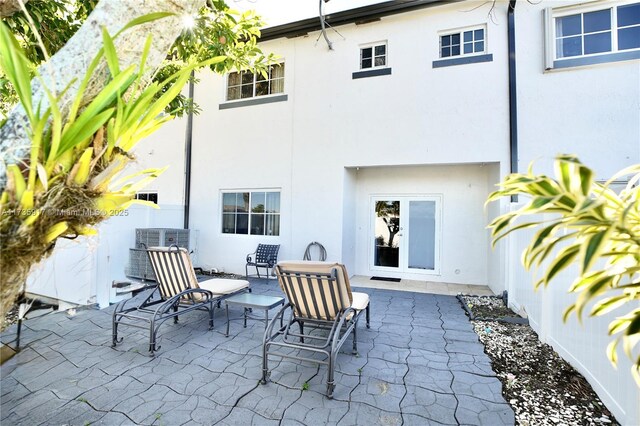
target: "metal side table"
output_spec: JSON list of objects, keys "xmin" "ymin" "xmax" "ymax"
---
[{"xmin": 225, "ymin": 293, "xmax": 284, "ymax": 337}]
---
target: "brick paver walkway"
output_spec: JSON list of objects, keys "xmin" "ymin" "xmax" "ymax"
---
[{"xmin": 1, "ymin": 278, "xmax": 514, "ymax": 425}]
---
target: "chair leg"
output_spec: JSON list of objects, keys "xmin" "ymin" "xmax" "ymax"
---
[
  {"xmin": 327, "ymin": 349, "xmax": 337, "ymax": 399},
  {"xmin": 256, "ymin": 265, "xmax": 261, "ymax": 279},
  {"xmin": 352, "ymin": 322, "xmax": 358, "ymax": 355},
  {"xmin": 299, "ymin": 321, "xmax": 304, "ymax": 343},
  {"xmin": 261, "ymin": 344, "xmax": 270, "ymax": 384},
  {"xmin": 245, "ymin": 264, "xmax": 249, "ymax": 279},
  {"xmin": 366, "ymin": 304, "xmax": 370, "ymax": 329},
  {"xmin": 111, "ymin": 301, "xmax": 125, "ymax": 347},
  {"xmin": 208, "ymin": 301, "xmax": 214, "ymax": 330},
  {"xmin": 173, "ymin": 304, "xmax": 179, "ymax": 324}
]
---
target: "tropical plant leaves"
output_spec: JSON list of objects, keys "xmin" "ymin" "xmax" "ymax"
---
[{"xmin": 488, "ymin": 155, "xmax": 640, "ymax": 384}]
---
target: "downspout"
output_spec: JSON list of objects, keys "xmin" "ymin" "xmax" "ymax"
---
[
  {"xmin": 508, "ymin": 0, "xmax": 518, "ymax": 202},
  {"xmin": 183, "ymin": 71, "xmax": 195, "ymax": 229}
]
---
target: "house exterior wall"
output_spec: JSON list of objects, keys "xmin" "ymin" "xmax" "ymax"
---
[
  {"xmin": 188, "ymin": 1, "xmax": 511, "ymax": 282},
  {"xmin": 501, "ymin": 2, "xmax": 640, "ymax": 424},
  {"xmin": 515, "ymin": 0, "xmax": 640, "ymax": 178}
]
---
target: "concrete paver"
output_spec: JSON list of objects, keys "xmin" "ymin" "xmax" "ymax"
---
[{"xmin": 1, "ymin": 278, "xmax": 514, "ymax": 425}]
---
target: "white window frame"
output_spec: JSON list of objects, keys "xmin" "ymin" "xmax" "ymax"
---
[
  {"xmin": 220, "ymin": 189, "xmax": 281, "ymax": 236},
  {"xmin": 225, "ymin": 62, "xmax": 285, "ymax": 102},
  {"xmin": 359, "ymin": 41, "xmax": 388, "ymax": 70},
  {"xmin": 545, "ymin": 1, "xmax": 640, "ymax": 69},
  {"xmin": 438, "ymin": 25, "xmax": 487, "ymax": 59}
]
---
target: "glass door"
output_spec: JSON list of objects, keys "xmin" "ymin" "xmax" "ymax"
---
[
  {"xmin": 371, "ymin": 196, "xmax": 440, "ymax": 275},
  {"xmin": 373, "ymin": 200, "xmax": 401, "ymax": 268}
]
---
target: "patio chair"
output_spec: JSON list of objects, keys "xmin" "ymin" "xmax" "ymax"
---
[
  {"xmin": 261, "ymin": 261, "xmax": 370, "ymax": 398},
  {"xmin": 246, "ymin": 244, "xmax": 280, "ymax": 278},
  {"xmin": 112, "ymin": 246, "xmax": 249, "ymax": 355}
]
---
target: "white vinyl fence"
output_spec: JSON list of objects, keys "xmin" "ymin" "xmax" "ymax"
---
[{"xmin": 503, "ymin": 204, "xmax": 639, "ymax": 425}]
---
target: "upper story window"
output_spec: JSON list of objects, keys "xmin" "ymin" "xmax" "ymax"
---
[
  {"xmin": 440, "ymin": 26, "xmax": 485, "ymax": 58},
  {"xmin": 547, "ymin": 1, "xmax": 640, "ymax": 68},
  {"xmin": 360, "ymin": 42, "xmax": 387, "ymax": 69},
  {"xmin": 222, "ymin": 191, "xmax": 280, "ymax": 236},
  {"xmin": 226, "ymin": 63, "xmax": 285, "ymax": 101},
  {"xmin": 135, "ymin": 192, "xmax": 158, "ymax": 204}
]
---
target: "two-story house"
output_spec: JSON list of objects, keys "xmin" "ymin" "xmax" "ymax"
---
[{"xmin": 26, "ymin": 0, "xmax": 639, "ymax": 423}]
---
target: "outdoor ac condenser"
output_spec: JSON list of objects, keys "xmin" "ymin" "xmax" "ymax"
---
[{"xmin": 125, "ymin": 228, "xmax": 198, "ymax": 281}]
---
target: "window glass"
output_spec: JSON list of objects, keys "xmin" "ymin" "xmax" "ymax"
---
[
  {"xmin": 222, "ymin": 214, "xmax": 235, "ymax": 233},
  {"xmin": 266, "ymin": 215, "xmax": 280, "ymax": 236},
  {"xmin": 228, "ymin": 73, "xmax": 240, "ymax": 86},
  {"xmin": 222, "ymin": 191, "xmax": 280, "ymax": 235},
  {"xmin": 618, "ymin": 3, "xmax": 640, "ymax": 27},
  {"xmin": 557, "ymin": 36, "xmax": 582, "ymax": 57},
  {"xmin": 222, "ymin": 193, "xmax": 236, "ymax": 212},
  {"xmin": 237, "ymin": 193, "xmax": 249, "ymax": 213},
  {"xmin": 554, "ymin": 3, "xmax": 639, "ymax": 60},
  {"xmin": 251, "ymin": 192, "xmax": 266, "ymax": 212},
  {"xmin": 556, "ymin": 14, "xmax": 582, "ymax": 37},
  {"xmin": 440, "ymin": 27, "xmax": 485, "ymax": 58},
  {"xmin": 236, "ymin": 214, "xmax": 249, "ymax": 234},
  {"xmin": 266, "ymin": 192, "xmax": 280, "ymax": 213},
  {"xmin": 226, "ymin": 64, "xmax": 284, "ymax": 101},
  {"xmin": 584, "ymin": 32, "xmax": 611, "ymax": 54},
  {"xmin": 619, "ymin": 26, "xmax": 640, "ymax": 49},
  {"xmin": 360, "ymin": 43, "xmax": 387, "ymax": 69},
  {"xmin": 250, "ymin": 214, "xmax": 265, "ymax": 235},
  {"xmin": 584, "ymin": 9, "xmax": 611, "ymax": 33}
]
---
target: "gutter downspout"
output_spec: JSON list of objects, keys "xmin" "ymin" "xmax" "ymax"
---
[
  {"xmin": 183, "ymin": 71, "xmax": 195, "ymax": 229},
  {"xmin": 508, "ymin": 0, "xmax": 518, "ymax": 202}
]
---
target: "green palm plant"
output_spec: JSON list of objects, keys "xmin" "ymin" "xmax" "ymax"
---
[
  {"xmin": 487, "ymin": 155, "xmax": 640, "ymax": 384},
  {"xmin": 0, "ymin": 17, "xmax": 224, "ymax": 315}
]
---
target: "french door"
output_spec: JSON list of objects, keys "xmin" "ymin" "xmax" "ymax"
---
[{"xmin": 371, "ymin": 196, "xmax": 441, "ymax": 275}]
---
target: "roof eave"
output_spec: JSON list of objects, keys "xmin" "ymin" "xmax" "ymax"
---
[{"xmin": 259, "ymin": 0, "xmax": 459, "ymax": 42}]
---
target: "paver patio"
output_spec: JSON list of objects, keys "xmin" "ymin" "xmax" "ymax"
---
[{"xmin": 1, "ymin": 278, "xmax": 514, "ymax": 425}]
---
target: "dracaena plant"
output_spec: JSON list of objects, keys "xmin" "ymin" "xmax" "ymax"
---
[
  {"xmin": 487, "ymin": 155, "xmax": 640, "ymax": 385},
  {"xmin": 0, "ymin": 17, "xmax": 224, "ymax": 315}
]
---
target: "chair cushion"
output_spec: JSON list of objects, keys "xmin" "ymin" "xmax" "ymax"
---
[
  {"xmin": 351, "ymin": 292, "xmax": 369, "ymax": 311},
  {"xmin": 198, "ymin": 278, "xmax": 250, "ymax": 295}
]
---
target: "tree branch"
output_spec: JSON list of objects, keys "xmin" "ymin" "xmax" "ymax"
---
[
  {"xmin": 0, "ymin": 0, "xmax": 29, "ymax": 18},
  {"xmin": 0, "ymin": 0, "xmax": 206, "ymax": 191}
]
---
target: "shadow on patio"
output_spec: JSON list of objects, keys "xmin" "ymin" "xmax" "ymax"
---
[{"xmin": 1, "ymin": 278, "xmax": 514, "ymax": 425}]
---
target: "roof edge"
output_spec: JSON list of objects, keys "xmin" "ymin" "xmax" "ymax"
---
[{"xmin": 259, "ymin": 0, "xmax": 459, "ymax": 42}]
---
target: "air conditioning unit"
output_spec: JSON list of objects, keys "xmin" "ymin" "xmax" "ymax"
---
[{"xmin": 125, "ymin": 228, "xmax": 198, "ymax": 281}]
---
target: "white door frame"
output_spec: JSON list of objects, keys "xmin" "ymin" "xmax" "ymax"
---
[{"xmin": 369, "ymin": 194, "xmax": 442, "ymax": 277}]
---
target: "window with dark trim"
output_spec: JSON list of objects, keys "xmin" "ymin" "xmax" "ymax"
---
[
  {"xmin": 440, "ymin": 26, "xmax": 486, "ymax": 58},
  {"xmin": 135, "ymin": 192, "xmax": 158, "ymax": 204},
  {"xmin": 226, "ymin": 63, "xmax": 285, "ymax": 101},
  {"xmin": 222, "ymin": 191, "xmax": 280, "ymax": 236},
  {"xmin": 360, "ymin": 42, "xmax": 387, "ymax": 69}
]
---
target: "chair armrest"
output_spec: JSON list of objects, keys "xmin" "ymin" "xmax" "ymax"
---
[{"xmin": 246, "ymin": 252, "xmax": 256, "ymax": 263}]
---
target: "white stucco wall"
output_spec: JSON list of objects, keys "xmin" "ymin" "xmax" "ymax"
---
[
  {"xmin": 352, "ymin": 164, "xmax": 499, "ymax": 285},
  {"xmin": 187, "ymin": 1, "xmax": 511, "ymax": 278},
  {"xmin": 515, "ymin": 0, "xmax": 640, "ymax": 178}
]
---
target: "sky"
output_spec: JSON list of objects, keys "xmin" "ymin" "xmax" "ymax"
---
[{"xmin": 229, "ymin": 0, "xmax": 390, "ymax": 27}]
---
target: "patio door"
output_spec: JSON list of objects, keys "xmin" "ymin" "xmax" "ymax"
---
[{"xmin": 371, "ymin": 196, "xmax": 441, "ymax": 276}]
